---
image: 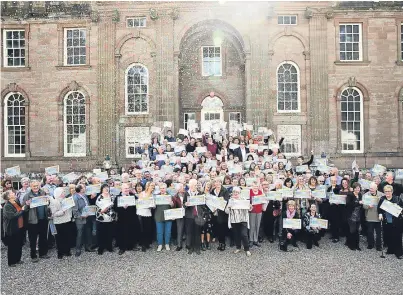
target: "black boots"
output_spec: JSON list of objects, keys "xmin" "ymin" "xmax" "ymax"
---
[
  {"xmin": 217, "ymin": 243, "xmax": 226, "ymax": 251},
  {"xmin": 201, "ymin": 243, "xmax": 206, "ymax": 251}
]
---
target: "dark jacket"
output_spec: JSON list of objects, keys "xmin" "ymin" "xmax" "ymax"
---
[
  {"xmin": 3, "ymin": 201, "xmax": 28, "ymax": 236},
  {"xmin": 113, "ymin": 193, "xmax": 138, "ymax": 225},
  {"xmin": 210, "ymin": 187, "xmax": 230, "ymax": 223},
  {"xmin": 183, "ymin": 190, "xmax": 205, "ymax": 220},
  {"xmin": 378, "ymin": 181, "xmax": 403, "ymax": 197},
  {"xmin": 233, "ymin": 147, "xmax": 250, "ymax": 162},
  {"xmin": 22, "ymin": 189, "xmax": 48, "ymax": 225},
  {"xmin": 346, "ymin": 192, "xmax": 362, "ymax": 220},
  {"xmin": 281, "ymin": 210, "xmax": 300, "ymax": 235},
  {"xmin": 377, "ymin": 195, "xmax": 403, "ymax": 227}
]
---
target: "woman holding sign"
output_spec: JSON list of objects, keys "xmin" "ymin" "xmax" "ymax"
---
[
  {"xmin": 48, "ymin": 187, "xmax": 73, "ymax": 259},
  {"xmin": 210, "ymin": 179, "xmax": 230, "ymax": 251},
  {"xmin": 249, "ymin": 181, "xmax": 264, "ymax": 248},
  {"xmin": 154, "ymin": 183, "xmax": 174, "ymax": 252},
  {"xmin": 95, "ymin": 184, "xmax": 116, "ymax": 255},
  {"xmin": 346, "ymin": 183, "xmax": 363, "ymax": 251},
  {"xmin": 302, "ymin": 204, "xmax": 321, "ymax": 249},
  {"xmin": 2, "ymin": 190, "xmax": 29, "ymax": 266},
  {"xmin": 280, "ymin": 200, "xmax": 300, "ymax": 251},
  {"xmin": 225, "ymin": 187, "xmax": 252, "ymax": 256},
  {"xmin": 137, "ymin": 182, "xmax": 156, "ymax": 252},
  {"xmin": 377, "ymin": 185, "xmax": 403, "ymax": 259}
]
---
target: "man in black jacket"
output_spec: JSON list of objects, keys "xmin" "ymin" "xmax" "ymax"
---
[
  {"xmin": 378, "ymin": 171, "xmax": 403, "ymax": 196},
  {"xmin": 233, "ymin": 142, "xmax": 249, "ymax": 162}
]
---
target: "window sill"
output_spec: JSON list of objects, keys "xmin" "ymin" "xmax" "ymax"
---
[
  {"xmin": 396, "ymin": 61, "xmax": 403, "ymax": 66},
  {"xmin": 56, "ymin": 65, "xmax": 92, "ymax": 70},
  {"xmin": 334, "ymin": 61, "xmax": 371, "ymax": 66},
  {"xmin": 1, "ymin": 67, "xmax": 31, "ymax": 72}
]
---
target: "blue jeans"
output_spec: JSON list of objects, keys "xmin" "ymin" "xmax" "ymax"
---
[{"xmin": 156, "ymin": 221, "xmax": 172, "ymax": 245}]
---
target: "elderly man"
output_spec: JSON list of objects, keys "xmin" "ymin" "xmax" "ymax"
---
[
  {"xmin": 378, "ymin": 171, "xmax": 403, "ymax": 196},
  {"xmin": 22, "ymin": 180, "xmax": 50, "ymax": 262},
  {"xmin": 183, "ymin": 179, "xmax": 204, "ymax": 255},
  {"xmin": 363, "ymin": 182, "xmax": 383, "ymax": 250},
  {"xmin": 325, "ymin": 167, "xmax": 343, "ymax": 186}
]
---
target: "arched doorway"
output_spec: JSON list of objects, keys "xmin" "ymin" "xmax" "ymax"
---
[{"xmin": 201, "ymin": 95, "xmax": 224, "ymax": 126}]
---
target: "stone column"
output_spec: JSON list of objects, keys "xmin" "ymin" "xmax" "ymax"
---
[
  {"xmin": 173, "ymin": 51, "xmax": 180, "ymax": 132},
  {"xmin": 97, "ymin": 13, "xmax": 117, "ymax": 163},
  {"xmin": 244, "ymin": 51, "xmax": 252, "ymax": 124},
  {"xmin": 307, "ymin": 9, "xmax": 329, "ymax": 152}
]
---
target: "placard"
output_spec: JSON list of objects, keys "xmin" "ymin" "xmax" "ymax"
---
[
  {"xmin": 97, "ymin": 199, "xmax": 113, "ymax": 211},
  {"xmin": 193, "ymin": 132, "xmax": 203, "ymax": 139},
  {"xmin": 82, "ymin": 205, "xmax": 97, "ymax": 216},
  {"xmin": 228, "ymin": 199, "xmax": 250, "ymax": 210},
  {"xmin": 30, "ymin": 196, "xmax": 49, "ymax": 208},
  {"xmin": 5, "ymin": 166, "xmax": 21, "ymax": 177},
  {"xmin": 359, "ymin": 179, "xmax": 371, "ymax": 190},
  {"xmin": 266, "ymin": 191, "xmax": 283, "ymax": 201},
  {"xmin": 95, "ymin": 171, "xmax": 109, "ymax": 182},
  {"xmin": 178, "ymin": 129, "xmax": 189, "ymax": 136},
  {"xmin": 252, "ymin": 194, "xmax": 267, "ymax": 205},
  {"xmin": 156, "ymin": 154, "xmax": 167, "ymax": 161},
  {"xmin": 248, "ymin": 144, "xmax": 258, "ymax": 150},
  {"xmin": 93, "ymin": 169, "xmax": 102, "ymax": 174},
  {"xmin": 294, "ymin": 190, "xmax": 311, "ymax": 199},
  {"xmin": 295, "ymin": 165, "xmax": 308, "ymax": 173},
  {"xmin": 188, "ymin": 195, "xmax": 205, "ymax": 206},
  {"xmin": 163, "ymin": 121, "xmax": 172, "ymax": 128},
  {"xmin": 311, "ymin": 189, "xmax": 327, "ymax": 199},
  {"xmin": 61, "ymin": 197, "xmax": 75, "ymax": 211},
  {"xmin": 195, "ymin": 147, "xmax": 207, "ymax": 154},
  {"xmin": 45, "ymin": 165, "xmax": 59, "ymax": 175},
  {"xmin": 362, "ymin": 194, "xmax": 379, "ymax": 207},
  {"xmin": 380, "ymin": 199, "xmax": 402, "ymax": 217},
  {"xmin": 206, "ymin": 195, "xmax": 227, "ymax": 211},
  {"xmin": 329, "ymin": 194, "xmax": 347, "ymax": 205},
  {"xmin": 164, "ymin": 208, "xmax": 185, "ymax": 220},
  {"xmin": 136, "ymin": 198, "xmax": 155, "ymax": 209},
  {"xmin": 395, "ymin": 169, "xmax": 403, "ymax": 180},
  {"xmin": 245, "ymin": 177, "xmax": 258, "ymax": 187},
  {"xmin": 229, "ymin": 143, "xmax": 240, "ymax": 150},
  {"xmin": 62, "ymin": 172, "xmax": 79, "ymax": 184},
  {"xmin": 110, "ymin": 187, "xmax": 121, "ymax": 196},
  {"xmin": 310, "ymin": 218, "xmax": 328, "ymax": 229},
  {"xmin": 240, "ymin": 188, "xmax": 250, "ymax": 200},
  {"xmin": 86, "ymin": 184, "xmax": 101, "ymax": 195},
  {"xmin": 117, "ymin": 196, "xmax": 136, "ymax": 207},
  {"xmin": 155, "ymin": 195, "xmax": 172, "ymax": 205},
  {"xmin": 283, "ymin": 218, "xmax": 302, "ymax": 229}
]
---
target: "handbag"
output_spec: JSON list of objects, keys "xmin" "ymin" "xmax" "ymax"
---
[
  {"xmin": 273, "ymin": 209, "xmax": 281, "ymax": 217},
  {"xmin": 195, "ymin": 215, "xmax": 206, "ymax": 226}
]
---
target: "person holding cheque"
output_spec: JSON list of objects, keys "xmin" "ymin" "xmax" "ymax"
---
[
  {"xmin": 137, "ymin": 182, "xmax": 156, "ymax": 252},
  {"xmin": 48, "ymin": 187, "xmax": 73, "ymax": 259},
  {"xmin": 302, "ymin": 204, "xmax": 321, "ymax": 249},
  {"xmin": 114, "ymin": 183, "xmax": 140, "ymax": 255},
  {"xmin": 95, "ymin": 184, "xmax": 116, "ymax": 255},
  {"xmin": 377, "ymin": 185, "xmax": 403, "ymax": 259},
  {"xmin": 280, "ymin": 200, "xmax": 300, "ymax": 251},
  {"xmin": 154, "ymin": 183, "xmax": 174, "ymax": 252},
  {"xmin": 362, "ymin": 182, "xmax": 382, "ymax": 250},
  {"xmin": 225, "ymin": 186, "xmax": 252, "ymax": 256},
  {"xmin": 346, "ymin": 183, "xmax": 363, "ymax": 251}
]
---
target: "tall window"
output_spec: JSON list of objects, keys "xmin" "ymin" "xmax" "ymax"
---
[
  {"xmin": 4, "ymin": 93, "xmax": 26, "ymax": 157},
  {"xmin": 3, "ymin": 30, "xmax": 25, "ymax": 67},
  {"xmin": 277, "ymin": 62, "xmax": 299, "ymax": 112},
  {"xmin": 126, "ymin": 64, "xmax": 148, "ymax": 114},
  {"xmin": 202, "ymin": 46, "xmax": 222, "ymax": 76},
  {"xmin": 400, "ymin": 23, "xmax": 403, "ymax": 61},
  {"xmin": 64, "ymin": 91, "xmax": 86, "ymax": 156},
  {"xmin": 340, "ymin": 87, "xmax": 363, "ymax": 152},
  {"xmin": 64, "ymin": 28, "xmax": 86, "ymax": 65},
  {"xmin": 339, "ymin": 24, "xmax": 362, "ymax": 61}
]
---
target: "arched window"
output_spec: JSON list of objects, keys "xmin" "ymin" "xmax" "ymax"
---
[
  {"xmin": 4, "ymin": 92, "xmax": 26, "ymax": 157},
  {"xmin": 201, "ymin": 95, "xmax": 224, "ymax": 125},
  {"xmin": 64, "ymin": 91, "xmax": 86, "ymax": 156},
  {"xmin": 277, "ymin": 62, "xmax": 300, "ymax": 112},
  {"xmin": 126, "ymin": 64, "xmax": 149, "ymax": 114},
  {"xmin": 340, "ymin": 87, "xmax": 363, "ymax": 153}
]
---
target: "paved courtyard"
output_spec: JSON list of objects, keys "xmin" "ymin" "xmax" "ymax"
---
[{"xmin": 1, "ymin": 235, "xmax": 403, "ymax": 295}]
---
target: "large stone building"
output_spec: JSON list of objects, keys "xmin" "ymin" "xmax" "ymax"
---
[{"xmin": 1, "ymin": 1, "xmax": 403, "ymax": 172}]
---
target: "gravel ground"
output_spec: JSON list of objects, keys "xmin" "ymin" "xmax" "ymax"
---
[{"xmin": 1, "ymin": 235, "xmax": 403, "ymax": 295}]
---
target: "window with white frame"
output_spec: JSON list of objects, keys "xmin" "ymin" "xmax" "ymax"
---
[
  {"xmin": 202, "ymin": 46, "xmax": 222, "ymax": 76},
  {"xmin": 64, "ymin": 28, "xmax": 86, "ymax": 65},
  {"xmin": 3, "ymin": 30, "xmax": 25, "ymax": 67},
  {"xmin": 229, "ymin": 112, "xmax": 242, "ymax": 137},
  {"xmin": 126, "ymin": 64, "xmax": 149, "ymax": 114},
  {"xmin": 277, "ymin": 125, "xmax": 301, "ymax": 156},
  {"xmin": 277, "ymin": 15, "xmax": 297, "ymax": 25},
  {"xmin": 277, "ymin": 62, "xmax": 299, "ymax": 112},
  {"xmin": 184, "ymin": 113, "xmax": 196, "ymax": 130},
  {"xmin": 340, "ymin": 87, "xmax": 363, "ymax": 152},
  {"xmin": 127, "ymin": 17, "xmax": 147, "ymax": 28},
  {"xmin": 339, "ymin": 24, "xmax": 362, "ymax": 61},
  {"xmin": 4, "ymin": 93, "xmax": 26, "ymax": 157},
  {"xmin": 64, "ymin": 91, "xmax": 86, "ymax": 156},
  {"xmin": 400, "ymin": 23, "xmax": 403, "ymax": 61}
]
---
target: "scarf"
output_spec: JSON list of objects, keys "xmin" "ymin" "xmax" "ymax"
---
[
  {"xmin": 11, "ymin": 201, "xmax": 23, "ymax": 229},
  {"xmin": 286, "ymin": 209, "xmax": 296, "ymax": 219}
]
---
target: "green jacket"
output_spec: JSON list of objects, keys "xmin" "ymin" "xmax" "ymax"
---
[{"xmin": 3, "ymin": 201, "xmax": 28, "ymax": 236}]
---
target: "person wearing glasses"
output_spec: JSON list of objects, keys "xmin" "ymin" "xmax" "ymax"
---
[
  {"xmin": 377, "ymin": 185, "xmax": 403, "ymax": 259},
  {"xmin": 225, "ymin": 186, "xmax": 252, "ymax": 256}
]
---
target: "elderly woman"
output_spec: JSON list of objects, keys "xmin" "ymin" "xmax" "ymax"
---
[
  {"xmin": 2, "ymin": 190, "xmax": 29, "ymax": 266},
  {"xmin": 280, "ymin": 200, "xmax": 300, "ymax": 251},
  {"xmin": 303, "ymin": 204, "xmax": 321, "ymax": 249},
  {"xmin": 225, "ymin": 186, "xmax": 252, "ymax": 256},
  {"xmin": 172, "ymin": 183, "xmax": 186, "ymax": 251},
  {"xmin": 49, "ymin": 187, "xmax": 73, "ymax": 259},
  {"xmin": 137, "ymin": 181, "xmax": 156, "ymax": 252},
  {"xmin": 378, "ymin": 185, "xmax": 403, "ymax": 259},
  {"xmin": 346, "ymin": 182, "xmax": 363, "ymax": 251},
  {"xmin": 154, "ymin": 183, "xmax": 174, "ymax": 252},
  {"xmin": 96, "ymin": 184, "xmax": 116, "ymax": 255},
  {"xmin": 210, "ymin": 178, "xmax": 230, "ymax": 251}
]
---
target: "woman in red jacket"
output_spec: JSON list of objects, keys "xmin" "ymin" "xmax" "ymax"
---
[{"xmin": 249, "ymin": 181, "xmax": 264, "ymax": 248}]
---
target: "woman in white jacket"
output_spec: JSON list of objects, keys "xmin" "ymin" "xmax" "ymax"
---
[{"xmin": 49, "ymin": 187, "xmax": 73, "ymax": 259}]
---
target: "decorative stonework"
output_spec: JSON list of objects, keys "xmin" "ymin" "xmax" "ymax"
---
[
  {"xmin": 348, "ymin": 76, "xmax": 356, "ymax": 87},
  {"xmin": 90, "ymin": 10, "xmax": 99, "ymax": 22},
  {"xmin": 303, "ymin": 50, "xmax": 310, "ymax": 60},
  {"xmin": 305, "ymin": 8, "xmax": 313, "ymax": 19},
  {"xmin": 149, "ymin": 8, "xmax": 159, "ymax": 20},
  {"xmin": 112, "ymin": 9, "xmax": 120, "ymax": 22}
]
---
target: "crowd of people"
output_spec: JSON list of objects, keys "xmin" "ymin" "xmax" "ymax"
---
[{"xmin": 2, "ymin": 129, "xmax": 403, "ymax": 267}]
